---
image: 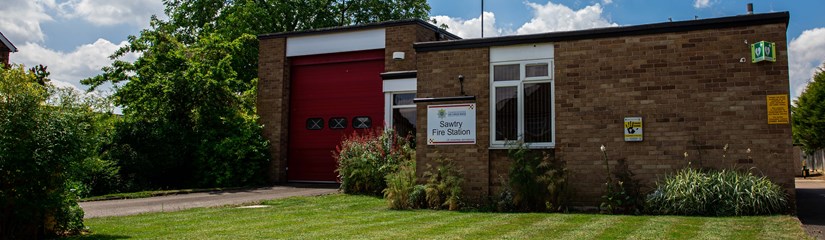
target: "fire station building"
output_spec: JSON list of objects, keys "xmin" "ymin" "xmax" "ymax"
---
[{"xmin": 257, "ymin": 12, "xmax": 794, "ymax": 205}]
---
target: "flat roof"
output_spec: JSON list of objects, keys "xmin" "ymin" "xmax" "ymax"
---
[
  {"xmin": 415, "ymin": 12, "xmax": 789, "ymax": 52},
  {"xmin": 259, "ymin": 19, "xmax": 461, "ymax": 40}
]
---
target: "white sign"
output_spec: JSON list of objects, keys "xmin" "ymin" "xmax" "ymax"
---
[
  {"xmin": 624, "ymin": 117, "xmax": 643, "ymax": 142},
  {"xmin": 427, "ymin": 103, "xmax": 476, "ymax": 145}
]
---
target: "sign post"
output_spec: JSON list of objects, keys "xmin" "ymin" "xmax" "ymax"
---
[{"xmin": 427, "ymin": 103, "xmax": 476, "ymax": 145}]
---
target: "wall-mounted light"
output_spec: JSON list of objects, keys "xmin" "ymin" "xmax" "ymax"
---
[
  {"xmin": 458, "ymin": 75, "xmax": 465, "ymax": 96},
  {"xmin": 392, "ymin": 52, "xmax": 405, "ymax": 60}
]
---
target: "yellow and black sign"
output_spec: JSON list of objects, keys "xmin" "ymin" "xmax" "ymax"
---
[
  {"xmin": 624, "ymin": 117, "xmax": 643, "ymax": 142},
  {"xmin": 766, "ymin": 94, "xmax": 789, "ymax": 124}
]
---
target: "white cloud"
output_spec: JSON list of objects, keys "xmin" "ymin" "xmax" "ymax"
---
[
  {"xmin": 431, "ymin": 12, "xmax": 505, "ymax": 39},
  {"xmin": 0, "ymin": 0, "xmax": 53, "ymax": 43},
  {"xmin": 50, "ymin": 0, "xmax": 164, "ymax": 28},
  {"xmin": 516, "ymin": 2, "xmax": 618, "ymax": 35},
  {"xmin": 10, "ymin": 38, "xmax": 139, "ymax": 92},
  {"xmin": 433, "ymin": 1, "xmax": 618, "ymax": 39},
  {"xmin": 694, "ymin": 0, "xmax": 711, "ymax": 8},
  {"xmin": 789, "ymin": 28, "xmax": 825, "ymax": 100},
  {"xmin": 602, "ymin": 0, "xmax": 613, "ymax": 5}
]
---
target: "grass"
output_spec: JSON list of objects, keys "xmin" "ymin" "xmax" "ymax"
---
[{"xmin": 70, "ymin": 194, "xmax": 810, "ymax": 239}]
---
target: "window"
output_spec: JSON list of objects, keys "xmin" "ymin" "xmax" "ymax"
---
[
  {"xmin": 306, "ymin": 118, "xmax": 324, "ymax": 130},
  {"xmin": 391, "ymin": 93, "xmax": 416, "ymax": 139},
  {"xmin": 491, "ymin": 60, "xmax": 554, "ymax": 147},
  {"xmin": 329, "ymin": 117, "xmax": 347, "ymax": 129},
  {"xmin": 353, "ymin": 116, "xmax": 372, "ymax": 129}
]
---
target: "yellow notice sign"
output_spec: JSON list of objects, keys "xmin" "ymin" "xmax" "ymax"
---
[
  {"xmin": 624, "ymin": 117, "xmax": 643, "ymax": 142},
  {"xmin": 766, "ymin": 94, "xmax": 789, "ymax": 124}
]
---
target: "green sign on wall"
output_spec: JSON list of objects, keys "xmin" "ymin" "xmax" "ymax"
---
[{"xmin": 751, "ymin": 41, "xmax": 776, "ymax": 63}]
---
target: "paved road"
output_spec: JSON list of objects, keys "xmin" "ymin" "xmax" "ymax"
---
[
  {"xmin": 80, "ymin": 186, "xmax": 338, "ymax": 218},
  {"xmin": 797, "ymin": 178, "xmax": 825, "ymax": 240}
]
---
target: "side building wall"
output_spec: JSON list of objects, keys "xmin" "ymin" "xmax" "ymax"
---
[
  {"xmin": 0, "ymin": 48, "xmax": 9, "ymax": 66},
  {"xmin": 554, "ymin": 22, "xmax": 793, "ymax": 205},
  {"xmin": 415, "ymin": 22, "xmax": 794, "ymax": 205}
]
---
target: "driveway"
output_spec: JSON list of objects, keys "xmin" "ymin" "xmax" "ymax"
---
[
  {"xmin": 797, "ymin": 177, "xmax": 825, "ymax": 240},
  {"xmin": 80, "ymin": 185, "xmax": 338, "ymax": 218}
]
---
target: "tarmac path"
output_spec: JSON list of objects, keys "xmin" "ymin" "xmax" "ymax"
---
[
  {"xmin": 797, "ymin": 177, "xmax": 825, "ymax": 239},
  {"xmin": 80, "ymin": 185, "xmax": 338, "ymax": 218}
]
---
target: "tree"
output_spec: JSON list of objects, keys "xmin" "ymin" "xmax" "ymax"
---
[
  {"xmin": 81, "ymin": 0, "xmax": 431, "ymax": 190},
  {"xmin": 793, "ymin": 64, "xmax": 825, "ymax": 153},
  {"xmin": 0, "ymin": 65, "xmax": 111, "ymax": 238}
]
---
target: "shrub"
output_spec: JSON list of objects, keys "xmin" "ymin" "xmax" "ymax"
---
[
  {"xmin": 0, "ymin": 65, "xmax": 110, "ymax": 238},
  {"xmin": 599, "ymin": 145, "xmax": 644, "ymax": 214},
  {"xmin": 646, "ymin": 168, "xmax": 788, "ymax": 216},
  {"xmin": 408, "ymin": 184, "xmax": 427, "ymax": 209},
  {"xmin": 335, "ymin": 128, "xmax": 414, "ymax": 195},
  {"xmin": 423, "ymin": 156, "xmax": 464, "ymax": 210},
  {"xmin": 383, "ymin": 159, "xmax": 417, "ymax": 210},
  {"xmin": 193, "ymin": 113, "xmax": 270, "ymax": 187},
  {"xmin": 504, "ymin": 141, "xmax": 568, "ymax": 212},
  {"xmin": 496, "ymin": 176, "xmax": 517, "ymax": 212}
]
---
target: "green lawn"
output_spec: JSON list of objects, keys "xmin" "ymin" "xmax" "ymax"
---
[{"xmin": 71, "ymin": 194, "xmax": 809, "ymax": 239}]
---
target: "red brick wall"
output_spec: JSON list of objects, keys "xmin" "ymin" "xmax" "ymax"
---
[{"xmin": 416, "ymin": 22, "xmax": 794, "ymax": 205}]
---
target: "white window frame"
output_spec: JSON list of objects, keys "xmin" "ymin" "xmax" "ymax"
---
[
  {"xmin": 490, "ymin": 59, "xmax": 555, "ymax": 149},
  {"xmin": 382, "ymin": 78, "xmax": 416, "ymax": 130},
  {"xmin": 387, "ymin": 92, "xmax": 416, "ymax": 130}
]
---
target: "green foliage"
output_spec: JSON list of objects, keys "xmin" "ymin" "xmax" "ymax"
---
[
  {"xmin": 408, "ymin": 184, "xmax": 427, "ymax": 209},
  {"xmin": 0, "ymin": 65, "xmax": 113, "ymax": 237},
  {"xmin": 599, "ymin": 149, "xmax": 644, "ymax": 215},
  {"xmin": 382, "ymin": 154, "xmax": 463, "ymax": 211},
  {"xmin": 793, "ymin": 64, "xmax": 825, "ymax": 153},
  {"xmin": 335, "ymin": 129, "xmax": 415, "ymax": 195},
  {"xmin": 646, "ymin": 168, "xmax": 788, "ymax": 216},
  {"xmin": 383, "ymin": 160, "xmax": 417, "ymax": 210},
  {"xmin": 503, "ymin": 141, "xmax": 568, "ymax": 212},
  {"xmin": 82, "ymin": 22, "xmax": 269, "ymax": 190},
  {"xmin": 423, "ymin": 156, "xmax": 464, "ymax": 210}
]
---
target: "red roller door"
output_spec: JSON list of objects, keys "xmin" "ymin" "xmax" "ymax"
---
[{"xmin": 288, "ymin": 49, "xmax": 385, "ymax": 182}]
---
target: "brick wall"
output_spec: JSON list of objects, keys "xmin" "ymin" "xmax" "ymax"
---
[
  {"xmin": 385, "ymin": 24, "xmax": 442, "ymax": 72},
  {"xmin": 0, "ymin": 50, "xmax": 9, "ymax": 66},
  {"xmin": 257, "ymin": 37, "xmax": 289, "ymax": 183},
  {"xmin": 416, "ymin": 48, "xmax": 490, "ymax": 200},
  {"xmin": 554, "ymin": 23, "xmax": 792, "ymax": 205},
  {"xmin": 416, "ymin": 22, "xmax": 794, "ymax": 206}
]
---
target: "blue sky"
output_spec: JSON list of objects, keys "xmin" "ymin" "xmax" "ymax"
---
[{"xmin": 1, "ymin": 0, "xmax": 824, "ymax": 100}]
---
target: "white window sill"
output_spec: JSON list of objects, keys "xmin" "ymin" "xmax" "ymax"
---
[{"xmin": 488, "ymin": 144, "xmax": 555, "ymax": 150}]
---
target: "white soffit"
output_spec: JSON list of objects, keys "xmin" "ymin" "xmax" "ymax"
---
[
  {"xmin": 286, "ymin": 28, "xmax": 385, "ymax": 57},
  {"xmin": 382, "ymin": 78, "xmax": 416, "ymax": 92},
  {"xmin": 490, "ymin": 43, "xmax": 554, "ymax": 62}
]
